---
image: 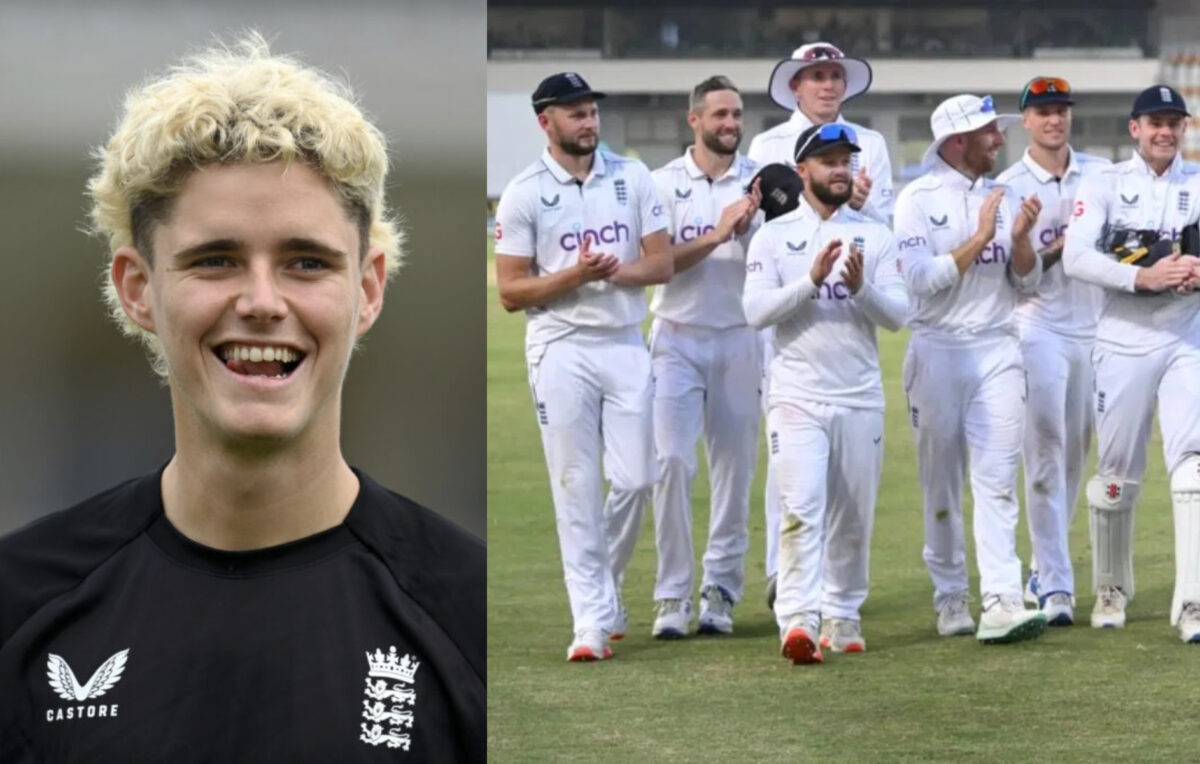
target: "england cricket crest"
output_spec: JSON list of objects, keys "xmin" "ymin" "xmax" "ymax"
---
[{"xmin": 359, "ymin": 646, "xmax": 419, "ymax": 752}]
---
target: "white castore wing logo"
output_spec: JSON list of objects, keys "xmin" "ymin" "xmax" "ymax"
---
[{"xmin": 47, "ymin": 649, "xmax": 130, "ymax": 701}]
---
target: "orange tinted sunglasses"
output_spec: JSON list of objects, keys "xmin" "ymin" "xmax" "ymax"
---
[{"xmin": 1020, "ymin": 77, "xmax": 1072, "ymax": 109}]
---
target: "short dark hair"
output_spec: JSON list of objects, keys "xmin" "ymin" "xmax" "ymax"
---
[{"xmin": 690, "ymin": 76, "xmax": 739, "ymax": 112}]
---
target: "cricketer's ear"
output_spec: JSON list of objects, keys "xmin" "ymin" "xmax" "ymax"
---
[
  {"xmin": 111, "ymin": 246, "xmax": 156, "ymax": 334},
  {"xmin": 355, "ymin": 245, "xmax": 387, "ymax": 339}
]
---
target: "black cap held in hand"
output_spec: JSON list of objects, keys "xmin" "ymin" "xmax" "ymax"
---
[{"xmin": 749, "ymin": 164, "xmax": 805, "ymax": 222}]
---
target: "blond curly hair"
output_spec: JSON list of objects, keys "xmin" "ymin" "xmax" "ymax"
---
[{"xmin": 86, "ymin": 31, "xmax": 402, "ymax": 372}]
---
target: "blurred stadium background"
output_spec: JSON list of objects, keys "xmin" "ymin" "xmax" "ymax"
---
[
  {"xmin": 0, "ymin": 0, "xmax": 484, "ymax": 538},
  {"xmin": 488, "ymin": 0, "xmax": 1200, "ymax": 205}
]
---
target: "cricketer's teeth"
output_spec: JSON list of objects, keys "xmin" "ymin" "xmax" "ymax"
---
[{"xmin": 219, "ymin": 345, "xmax": 300, "ymax": 363}]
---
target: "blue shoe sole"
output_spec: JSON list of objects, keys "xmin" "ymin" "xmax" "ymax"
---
[
  {"xmin": 696, "ymin": 623, "xmax": 730, "ymax": 636},
  {"xmin": 654, "ymin": 629, "xmax": 685, "ymax": 640},
  {"xmin": 1047, "ymin": 614, "xmax": 1074, "ymax": 627}
]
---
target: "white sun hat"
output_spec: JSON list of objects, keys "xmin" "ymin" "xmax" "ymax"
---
[
  {"xmin": 921, "ymin": 94, "xmax": 1021, "ymax": 169},
  {"xmin": 767, "ymin": 42, "xmax": 873, "ymax": 111}
]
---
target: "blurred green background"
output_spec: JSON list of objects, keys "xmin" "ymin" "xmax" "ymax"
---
[{"xmin": 0, "ymin": 0, "xmax": 483, "ymax": 538}]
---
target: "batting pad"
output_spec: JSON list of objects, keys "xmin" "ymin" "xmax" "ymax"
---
[
  {"xmin": 1087, "ymin": 476, "xmax": 1139, "ymax": 599},
  {"xmin": 1170, "ymin": 455, "xmax": 1200, "ymax": 625}
]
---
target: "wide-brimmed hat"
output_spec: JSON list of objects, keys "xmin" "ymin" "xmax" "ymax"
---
[
  {"xmin": 921, "ymin": 94, "xmax": 1020, "ymax": 169},
  {"xmin": 767, "ymin": 42, "xmax": 872, "ymax": 111}
]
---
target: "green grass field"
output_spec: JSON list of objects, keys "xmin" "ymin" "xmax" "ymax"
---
[{"xmin": 486, "ymin": 237, "xmax": 1194, "ymax": 762}]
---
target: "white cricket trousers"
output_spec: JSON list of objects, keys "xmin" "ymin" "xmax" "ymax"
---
[
  {"xmin": 1093, "ymin": 340, "xmax": 1200, "ymax": 493},
  {"xmin": 760, "ymin": 327, "xmax": 782, "ymax": 579},
  {"xmin": 904, "ymin": 332, "xmax": 1027, "ymax": 605},
  {"xmin": 526, "ymin": 326, "xmax": 656, "ymax": 634},
  {"xmin": 649, "ymin": 319, "xmax": 760, "ymax": 603},
  {"xmin": 769, "ymin": 398, "xmax": 884, "ymax": 629},
  {"xmin": 1018, "ymin": 322, "xmax": 1093, "ymax": 598}
]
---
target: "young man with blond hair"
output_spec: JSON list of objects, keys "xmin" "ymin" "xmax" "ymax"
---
[{"xmin": 0, "ymin": 34, "xmax": 483, "ymax": 760}]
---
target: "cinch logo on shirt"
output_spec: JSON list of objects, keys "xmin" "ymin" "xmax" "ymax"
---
[
  {"xmin": 44, "ymin": 649, "xmax": 129, "ymax": 722},
  {"xmin": 811, "ymin": 281, "xmax": 852, "ymax": 300},
  {"xmin": 975, "ymin": 242, "xmax": 1008, "ymax": 265},
  {"xmin": 677, "ymin": 217, "xmax": 715, "ymax": 242},
  {"xmin": 1039, "ymin": 224, "xmax": 1067, "ymax": 247},
  {"xmin": 359, "ymin": 646, "xmax": 420, "ymax": 752},
  {"xmin": 559, "ymin": 221, "xmax": 631, "ymax": 251},
  {"xmin": 899, "ymin": 235, "xmax": 927, "ymax": 250}
]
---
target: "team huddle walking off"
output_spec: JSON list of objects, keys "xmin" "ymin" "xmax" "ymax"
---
[{"xmin": 494, "ymin": 43, "xmax": 1200, "ymax": 665}]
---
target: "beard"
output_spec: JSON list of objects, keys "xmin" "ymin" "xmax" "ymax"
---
[
  {"xmin": 558, "ymin": 134, "xmax": 597, "ymax": 157},
  {"xmin": 701, "ymin": 127, "xmax": 741, "ymax": 156},
  {"xmin": 810, "ymin": 177, "xmax": 852, "ymax": 207}
]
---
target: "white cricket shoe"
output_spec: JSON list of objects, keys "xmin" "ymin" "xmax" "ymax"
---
[
  {"xmin": 1023, "ymin": 569, "xmax": 1040, "ymax": 606},
  {"xmin": 1091, "ymin": 585, "xmax": 1127, "ymax": 629},
  {"xmin": 651, "ymin": 598, "xmax": 691, "ymax": 639},
  {"xmin": 566, "ymin": 629, "xmax": 611, "ymax": 662},
  {"xmin": 1041, "ymin": 592, "xmax": 1075, "ymax": 627},
  {"xmin": 936, "ymin": 593, "xmax": 975, "ymax": 636},
  {"xmin": 1178, "ymin": 602, "xmax": 1200, "ymax": 643},
  {"xmin": 780, "ymin": 612, "xmax": 823, "ymax": 665},
  {"xmin": 698, "ymin": 584, "xmax": 734, "ymax": 635},
  {"xmin": 976, "ymin": 595, "xmax": 1048, "ymax": 644},
  {"xmin": 819, "ymin": 617, "xmax": 866, "ymax": 653},
  {"xmin": 610, "ymin": 592, "xmax": 628, "ymax": 641}
]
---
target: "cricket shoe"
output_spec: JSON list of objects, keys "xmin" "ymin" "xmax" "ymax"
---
[
  {"xmin": 780, "ymin": 613, "xmax": 823, "ymax": 665},
  {"xmin": 936, "ymin": 592, "xmax": 975, "ymax": 636},
  {"xmin": 1040, "ymin": 592, "xmax": 1074, "ymax": 626},
  {"xmin": 765, "ymin": 573, "xmax": 777, "ymax": 611},
  {"xmin": 976, "ymin": 595, "xmax": 1047, "ymax": 644},
  {"xmin": 1178, "ymin": 602, "xmax": 1200, "ymax": 644},
  {"xmin": 566, "ymin": 629, "xmax": 612, "ymax": 662},
  {"xmin": 610, "ymin": 593, "xmax": 628, "ymax": 641},
  {"xmin": 1024, "ymin": 569, "xmax": 1040, "ymax": 606},
  {"xmin": 651, "ymin": 598, "xmax": 691, "ymax": 639},
  {"xmin": 819, "ymin": 617, "xmax": 866, "ymax": 653},
  {"xmin": 698, "ymin": 584, "xmax": 735, "ymax": 635},
  {"xmin": 1091, "ymin": 585, "xmax": 1127, "ymax": 629}
]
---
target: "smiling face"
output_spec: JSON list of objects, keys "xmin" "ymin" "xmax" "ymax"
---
[
  {"xmin": 790, "ymin": 63, "xmax": 846, "ymax": 124},
  {"xmin": 111, "ymin": 161, "xmax": 386, "ymax": 451},
  {"xmin": 1023, "ymin": 103, "xmax": 1071, "ymax": 152},
  {"xmin": 1130, "ymin": 112, "xmax": 1186, "ymax": 168},
  {"xmin": 689, "ymin": 88, "xmax": 744, "ymax": 156},
  {"xmin": 961, "ymin": 121, "xmax": 1006, "ymax": 176}
]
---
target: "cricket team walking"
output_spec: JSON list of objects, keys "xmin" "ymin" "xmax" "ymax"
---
[{"xmin": 493, "ymin": 44, "xmax": 1200, "ymax": 665}]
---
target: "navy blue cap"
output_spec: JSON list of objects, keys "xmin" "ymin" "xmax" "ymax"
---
[
  {"xmin": 1019, "ymin": 76, "xmax": 1074, "ymax": 110},
  {"xmin": 1131, "ymin": 85, "xmax": 1189, "ymax": 118},
  {"xmin": 531, "ymin": 72, "xmax": 606, "ymax": 114},
  {"xmin": 793, "ymin": 123, "xmax": 862, "ymax": 163}
]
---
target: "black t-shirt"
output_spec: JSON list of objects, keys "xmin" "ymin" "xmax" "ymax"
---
[{"xmin": 0, "ymin": 468, "xmax": 484, "ymax": 763}]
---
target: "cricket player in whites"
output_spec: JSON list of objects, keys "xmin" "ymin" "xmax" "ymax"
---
[
  {"xmin": 995, "ymin": 77, "xmax": 1112, "ymax": 625},
  {"xmin": 494, "ymin": 73, "xmax": 672, "ymax": 661},
  {"xmin": 743, "ymin": 124, "xmax": 907, "ymax": 663},
  {"xmin": 641, "ymin": 76, "xmax": 762, "ymax": 638},
  {"xmin": 747, "ymin": 42, "xmax": 895, "ymax": 609},
  {"xmin": 1063, "ymin": 85, "xmax": 1200, "ymax": 641},
  {"xmin": 895, "ymin": 94, "xmax": 1049, "ymax": 644}
]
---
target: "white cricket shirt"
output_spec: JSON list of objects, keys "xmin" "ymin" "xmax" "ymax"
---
[
  {"xmin": 649, "ymin": 148, "xmax": 759, "ymax": 329},
  {"xmin": 742, "ymin": 201, "xmax": 908, "ymax": 409},
  {"xmin": 1063, "ymin": 151, "xmax": 1200, "ymax": 354},
  {"xmin": 494, "ymin": 148, "xmax": 669, "ymax": 346},
  {"xmin": 894, "ymin": 156, "xmax": 1042, "ymax": 341},
  {"xmin": 748, "ymin": 110, "xmax": 894, "ymax": 224},
  {"xmin": 996, "ymin": 147, "xmax": 1111, "ymax": 340}
]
